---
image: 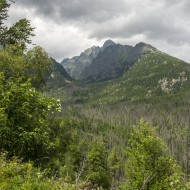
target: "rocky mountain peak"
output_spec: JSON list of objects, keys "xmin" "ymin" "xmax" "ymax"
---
[
  {"xmin": 61, "ymin": 40, "xmax": 161, "ymax": 81},
  {"xmin": 103, "ymin": 39, "xmax": 116, "ymax": 49},
  {"xmin": 61, "ymin": 46, "xmax": 101, "ymax": 79}
]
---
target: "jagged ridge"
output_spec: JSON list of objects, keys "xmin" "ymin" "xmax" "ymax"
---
[
  {"xmin": 61, "ymin": 39, "xmax": 116, "ymax": 79},
  {"xmin": 80, "ymin": 42, "xmax": 159, "ymax": 82}
]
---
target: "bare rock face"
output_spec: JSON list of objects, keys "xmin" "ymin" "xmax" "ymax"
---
[
  {"xmin": 61, "ymin": 46, "xmax": 101, "ymax": 79},
  {"xmin": 61, "ymin": 40, "xmax": 116, "ymax": 80}
]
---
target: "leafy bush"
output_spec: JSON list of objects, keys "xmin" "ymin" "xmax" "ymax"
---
[
  {"xmin": 0, "ymin": 72, "xmax": 61, "ymax": 162},
  {"xmin": 122, "ymin": 119, "xmax": 188, "ymax": 190},
  {"xmin": 0, "ymin": 153, "xmax": 78, "ymax": 190}
]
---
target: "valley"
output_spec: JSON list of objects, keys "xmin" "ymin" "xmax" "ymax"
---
[
  {"xmin": 1, "ymin": 0, "xmax": 190, "ymax": 189},
  {"xmin": 48, "ymin": 40, "xmax": 190, "ymax": 185}
]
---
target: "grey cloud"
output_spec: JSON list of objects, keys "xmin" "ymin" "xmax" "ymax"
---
[
  {"xmin": 85, "ymin": 0, "xmax": 190, "ymax": 46},
  {"xmin": 10, "ymin": 0, "xmax": 190, "ymax": 62},
  {"xmin": 15, "ymin": 0, "xmax": 128, "ymax": 23},
  {"xmin": 14, "ymin": 0, "xmax": 190, "ymax": 44}
]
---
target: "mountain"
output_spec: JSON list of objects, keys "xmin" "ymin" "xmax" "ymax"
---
[
  {"xmin": 102, "ymin": 39, "xmax": 116, "ymax": 49},
  {"xmin": 89, "ymin": 52, "xmax": 190, "ymax": 104},
  {"xmin": 80, "ymin": 44, "xmax": 133, "ymax": 82},
  {"xmin": 57, "ymin": 41, "xmax": 190, "ymax": 104},
  {"xmin": 61, "ymin": 46, "xmax": 101, "ymax": 79},
  {"xmin": 58, "ymin": 40, "xmax": 190, "ymax": 105},
  {"xmin": 47, "ymin": 42, "xmax": 190, "ymax": 182},
  {"xmin": 61, "ymin": 39, "xmax": 116, "ymax": 79},
  {"xmin": 46, "ymin": 58, "xmax": 73, "ymax": 90},
  {"xmin": 80, "ymin": 42, "xmax": 159, "ymax": 82}
]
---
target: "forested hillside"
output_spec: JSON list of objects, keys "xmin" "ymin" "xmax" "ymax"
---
[
  {"xmin": 50, "ymin": 35, "xmax": 190, "ymax": 189},
  {"xmin": 0, "ymin": 0, "xmax": 190, "ymax": 190}
]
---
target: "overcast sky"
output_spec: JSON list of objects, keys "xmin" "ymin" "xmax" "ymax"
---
[{"xmin": 7, "ymin": 0, "xmax": 190, "ymax": 62}]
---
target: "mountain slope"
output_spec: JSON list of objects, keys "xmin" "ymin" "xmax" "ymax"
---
[
  {"xmin": 80, "ymin": 44, "xmax": 133, "ymax": 82},
  {"xmin": 80, "ymin": 42, "xmax": 159, "ymax": 82},
  {"xmin": 54, "ymin": 41, "xmax": 190, "ymax": 106},
  {"xmin": 46, "ymin": 58, "xmax": 73, "ymax": 89},
  {"xmin": 90, "ymin": 52, "xmax": 190, "ymax": 104}
]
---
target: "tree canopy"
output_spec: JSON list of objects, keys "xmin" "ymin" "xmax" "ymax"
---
[
  {"xmin": 0, "ymin": 0, "xmax": 60, "ymax": 164},
  {"xmin": 122, "ymin": 119, "xmax": 188, "ymax": 190}
]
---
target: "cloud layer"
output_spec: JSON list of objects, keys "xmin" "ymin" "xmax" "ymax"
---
[{"xmin": 7, "ymin": 0, "xmax": 190, "ymax": 62}]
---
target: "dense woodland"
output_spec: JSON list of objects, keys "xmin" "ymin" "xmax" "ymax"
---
[{"xmin": 0, "ymin": 0, "xmax": 190, "ymax": 189}]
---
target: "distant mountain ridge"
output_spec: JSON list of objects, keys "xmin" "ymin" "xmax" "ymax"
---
[
  {"xmin": 61, "ymin": 40, "xmax": 160, "ymax": 82},
  {"xmin": 47, "ymin": 40, "xmax": 190, "ymax": 106},
  {"xmin": 53, "ymin": 43, "xmax": 190, "ymax": 105},
  {"xmin": 80, "ymin": 43, "xmax": 133, "ymax": 82},
  {"xmin": 80, "ymin": 42, "xmax": 159, "ymax": 82},
  {"xmin": 61, "ymin": 40, "xmax": 116, "ymax": 79}
]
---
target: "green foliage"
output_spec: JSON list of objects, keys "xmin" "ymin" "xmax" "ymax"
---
[
  {"xmin": 0, "ymin": 153, "xmax": 77, "ymax": 190},
  {"xmin": 0, "ymin": 0, "xmax": 34, "ymax": 50},
  {"xmin": 59, "ymin": 122, "xmax": 86, "ymax": 180},
  {"xmin": 0, "ymin": 1, "xmax": 74, "ymax": 188},
  {"xmin": 0, "ymin": 18, "xmax": 35, "ymax": 50},
  {"xmin": 0, "ymin": 0, "xmax": 10, "ymax": 31},
  {"xmin": 0, "ymin": 1, "xmax": 51, "ymax": 90},
  {"xmin": 25, "ymin": 46, "xmax": 52, "ymax": 89},
  {"xmin": 86, "ymin": 140, "xmax": 111, "ymax": 189},
  {"xmin": 0, "ymin": 1, "xmax": 64, "ymax": 183},
  {"xmin": 108, "ymin": 148, "xmax": 123, "ymax": 185},
  {"xmin": 0, "ymin": 73, "xmax": 61, "ymax": 162},
  {"xmin": 122, "ymin": 119, "xmax": 188, "ymax": 190},
  {"xmin": 0, "ymin": 153, "xmax": 53, "ymax": 190},
  {"xmin": 0, "ymin": 45, "xmax": 52, "ymax": 90}
]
